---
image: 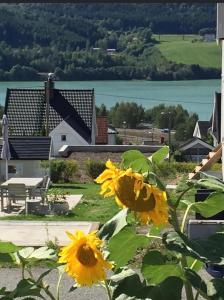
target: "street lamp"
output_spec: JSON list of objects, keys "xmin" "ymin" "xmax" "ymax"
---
[
  {"xmin": 123, "ymin": 121, "xmax": 127, "ymax": 144},
  {"xmin": 161, "ymin": 112, "xmax": 172, "ymax": 162}
]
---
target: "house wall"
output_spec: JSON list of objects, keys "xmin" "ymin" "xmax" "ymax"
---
[
  {"xmin": 183, "ymin": 154, "xmax": 206, "ymax": 162},
  {"xmin": 0, "ymin": 160, "xmax": 47, "ymax": 181},
  {"xmin": 50, "ymin": 120, "xmax": 89, "ymax": 157}
]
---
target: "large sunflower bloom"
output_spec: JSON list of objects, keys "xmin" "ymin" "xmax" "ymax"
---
[
  {"xmin": 95, "ymin": 160, "xmax": 123, "ymax": 197},
  {"xmin": 114, "ymin": 172, "xmax": 168, "ymax": 226},
  {"xmin": 58, "ymin": 230, "xmax": 112, "ymax": 286}
]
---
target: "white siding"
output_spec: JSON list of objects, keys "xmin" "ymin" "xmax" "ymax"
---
[
  {"xmin": 0, "ymin": 160, "xmax": 47, "ymax": 181},
  {"xmin": 50, "ymin": 121, "xmax": 89, "ymax": 157},
  {"xmin": 193, "ymin": 122, "xmax": 201, "ymax": 139}
]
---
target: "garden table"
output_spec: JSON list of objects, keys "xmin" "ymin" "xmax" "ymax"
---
[{"xmin": 0, "ymin": 177, "xmax": 43, "ymax": 211}]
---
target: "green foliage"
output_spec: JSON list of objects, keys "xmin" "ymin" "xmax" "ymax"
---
[
  {"xmin": 185, "ymin": 269, "xmax": 224, "ymax": 299},
  {"xmin": 0, "ymin": 4, "xmax": 218, "ymax": 80},
  {"xmin": 86, "ymin": 159, "xmax": 106, "ymax": 180},
  {"xmin": 0, "ymin": 241, "xmax": 19, "ymax": 253},
  {"xmin": 155, "ymin": 161, "xmax": 197, "ymax": 179},
  {"xmin": 115, "ymin": 135, "xmax": 123, "ymax": 145},
  {"xmin": 108, "ymin": 227, "xmax": 149, "ymax": 269},
  {"xmin": 150, "ymin": 146, "xmax": 169, "ymax": 165},
  {"xmin": 121, "ymin": 150, "xmax": 152, "ymax": 173},
  {"xmin": 111, "ymin": 272, "xmax": 183, "ymax": 300},
  {"xmin": 96, "ymin": 104, "xmax": 109, "ymax": 116},
  {"xmin": 163, "ymin": 230, "xmax": 224, "ymax": 265},
  {"xmin": 141, "ymin": 250, "xmax": 183, "ymax": 284},
  {"xmin": 50, "ymin": 159, "xmax": 77, "ymax": 183},
  {"xmin": 193, "ymin": 192, "xmax": 224, "ymax": 218},
  {"xmin": 2, "ymin": 147, "xmax": 224, "ymax": 300},
  {"xmin": 46, "ymin": 188, "xmax": 68, "ymax": 204},
  {"xmin": 98, "ymin": 208, "xmax": 128, "ymax": 240},
  {"xmin": 109, "ymin": 102, "xmax": 145, "ymax": 129}
]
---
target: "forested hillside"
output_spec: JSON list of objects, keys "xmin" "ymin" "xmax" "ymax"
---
[{"xmin": 0, "ymin": 3, "xmax": 219, "ymax": 81}]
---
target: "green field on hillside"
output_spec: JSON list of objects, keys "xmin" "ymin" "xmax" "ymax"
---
[{"xmin": 155, "ymin": 34, "xmax": 221, "ymax": 69}]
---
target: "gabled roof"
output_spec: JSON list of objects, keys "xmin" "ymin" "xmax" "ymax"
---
[
  {"xmin": 0, "ymin": 137, "xmax": 51, "ymax": 160},
  {"xmin": 179, "ymin": 137, "xmax": 214, "ymax": 151},
  {"xmin": 4, "ymin": 87, "xmax": 94, "ymax": 143},
  {"xmin": 197, "ymin": 121, "xmax": 211, "ymax": 137}
]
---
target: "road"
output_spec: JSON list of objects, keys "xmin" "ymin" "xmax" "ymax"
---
[
  {"xmin": 0, "ymin": 268, "xmax": 107, "ymax": 300},
  {"xmin": 0, "ymin": 267, "xmax": 210, "ymax": 299}
]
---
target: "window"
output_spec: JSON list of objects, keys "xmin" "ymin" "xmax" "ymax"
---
[
  {"xmin": 8, "ymin": 165, "xmax": 16, "ymax": 174},
  {"xmin": 61, "ymin": 135, "xmax": 66, "ymax": 141}
]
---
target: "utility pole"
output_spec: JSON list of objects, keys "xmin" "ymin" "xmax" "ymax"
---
[
  {"xmin": 161, "ymin": 111, "xmax": 171, "ymax": 162},
  {"xmin": 217, "ymin": 4, "xmax": 224, "ymax": 180}
]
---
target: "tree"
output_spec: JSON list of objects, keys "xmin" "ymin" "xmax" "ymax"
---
[
  {"xmin": 109, "ymin": 102, "xmax": 144, "ymax": 128},
  {"xmin": 96, "ymin": 104, "xmax": 109, "ymax": 116}
]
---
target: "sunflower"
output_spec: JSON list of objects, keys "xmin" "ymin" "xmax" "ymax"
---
[
  {"xmin": 95, "ymin": 160, "xmax": 123, "ymax": 197},
  {"xmin": 96, "ymin": 161, "xmax": 168, "ymax": 225},
  {"xmin": 114, "ymin": 173, "xmax": 168, "ymax": 225},
  {"xmin": 58, "ymin": 230, "xmax": 112, "ymax": 286}
]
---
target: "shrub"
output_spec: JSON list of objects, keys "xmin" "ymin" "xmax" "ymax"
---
[
  {"xmin": 156, "ymin": 161, "xmax": 197, "ymax": 179},
  {"xmin": 115, "ymin": 135, "xmax": 123, "ymax": 145},
  {"xmin": 86, "ymin": 159, "xmax": 106, "ymax": 180},
  {"xmin": 50, "ymin": 159, "xmax": 77, "ymax": 183}
]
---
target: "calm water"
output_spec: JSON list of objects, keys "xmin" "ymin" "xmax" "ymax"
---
[{"xmin": 0, "ymin": 79, "xmax": 220, "ymax": 120}]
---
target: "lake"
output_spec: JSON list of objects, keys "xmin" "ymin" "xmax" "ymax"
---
[{"xmin": 0, "ymin": 79, "xmax": 220, "ymax": 120}]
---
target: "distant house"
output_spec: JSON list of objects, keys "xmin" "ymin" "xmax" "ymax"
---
[
  {"xmin": 203, "ymin": 33, "xmax": 216, "ymax": 42},
  {"xmin": 4, "ymin": 75, "xmax": 97, "ymax": 156},
  {"xmin": 179, "ymin": 137, "xmax": 214, "ymax": 163},
  {"xmin": 0, "ymin": 137, "xmax": 51, "ymax": 180},
  {"xmin": 107, "ymin": 49, "xmax": 116, "ymax": 55},
  {"xmin": 193, "ymin": 120, "xmax": 211, "ymax": 140}
]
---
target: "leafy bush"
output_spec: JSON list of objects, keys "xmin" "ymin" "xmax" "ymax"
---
[
  {"xmin": 156, "ymin": 161, "xmax": 197, "ymax": 178},
  {"xmin": 115, "ymin": 135, "xmax": 123, "ymax": 145},
  {"xmin": 86, "ymin": 159, "xmax": 106, "ymax": 180},
  {"xmin": 50, "ymin": 159, "xmax": 77, "ymax": 183}
]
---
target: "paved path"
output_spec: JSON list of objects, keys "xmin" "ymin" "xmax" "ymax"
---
[
  {"xmin": 0, "ymin": 268, "xmax": 107, "ymax": 300},
  {"xmin": 66, "ymin": 194, "xmax": 83, "ymax": 210},
  {"xmin": 0, "ymin": 221, "xmax": 99, "ymax": 246},
  {"xmin": 0, "ymin": 267, "xmax": 210, "ymax": 299}
]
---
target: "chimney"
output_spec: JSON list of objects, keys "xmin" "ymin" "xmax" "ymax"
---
[{"xmin": 44, "ymin": 73, "xmax": 55, "ymax": 136}]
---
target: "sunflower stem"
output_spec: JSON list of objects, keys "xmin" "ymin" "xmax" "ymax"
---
[
  {"xmin": 170, "ymin": 208, "xmax": 194, "ymax": 300},
  {"xmin": 181, "ymin": 203, "xmax": 195, "ymax": 233},
  {"xmin": 56, "ymin": 270, "xmax": 63, "ymax": 300},
  {"xmin": 104, "ymin": 280, "xmax": 112, "ymax": 300}
]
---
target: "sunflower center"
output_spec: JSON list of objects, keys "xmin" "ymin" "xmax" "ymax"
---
[
  {"xmin": 77, "ymin": 244, "xmax": 97, "ymax": 266},
  {"xmin": 115, "ymin": 175, "xmax": 156, "ymax": 212}
]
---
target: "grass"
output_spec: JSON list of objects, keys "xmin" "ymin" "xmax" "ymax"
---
[
  {"xmin": 154, "ymin": 34, "xmax": 221, "ymax": 69},
  {"xmin": 0, "ymin": 183, "xmax": 119, "ymax": 224}
]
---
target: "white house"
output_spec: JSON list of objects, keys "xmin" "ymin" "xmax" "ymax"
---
[
  {"xmin": 4, "ymin": 76, "xmax": 97, "ymax": 157},
  {"xmin": 0, "ymin": 137, "xmax": 51, "ymax": 180}
]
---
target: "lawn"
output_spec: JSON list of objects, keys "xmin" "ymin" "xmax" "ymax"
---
[
  {"xmin": 154, "ymin": 34, "xmax": 221, "ymax": 68},
  {"xmin": 0, "ymin": 183, "xmax": 119, "ymax": 224}
]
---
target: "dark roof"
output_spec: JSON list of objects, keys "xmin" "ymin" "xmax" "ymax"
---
[
  {"xmin": 197, "ymin": 121, "xmax": 211, "ymax": 137},
  {"xmin": 179, "ymin": 137, "xmax": 213, "ymax": 150},
  {"xmin": 0, "ymin": 137, "xmax": 51, "ymax": 160},
  {"xmin": 5, "ymin": 88, "xmax": 94, "ymax": 143}
]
